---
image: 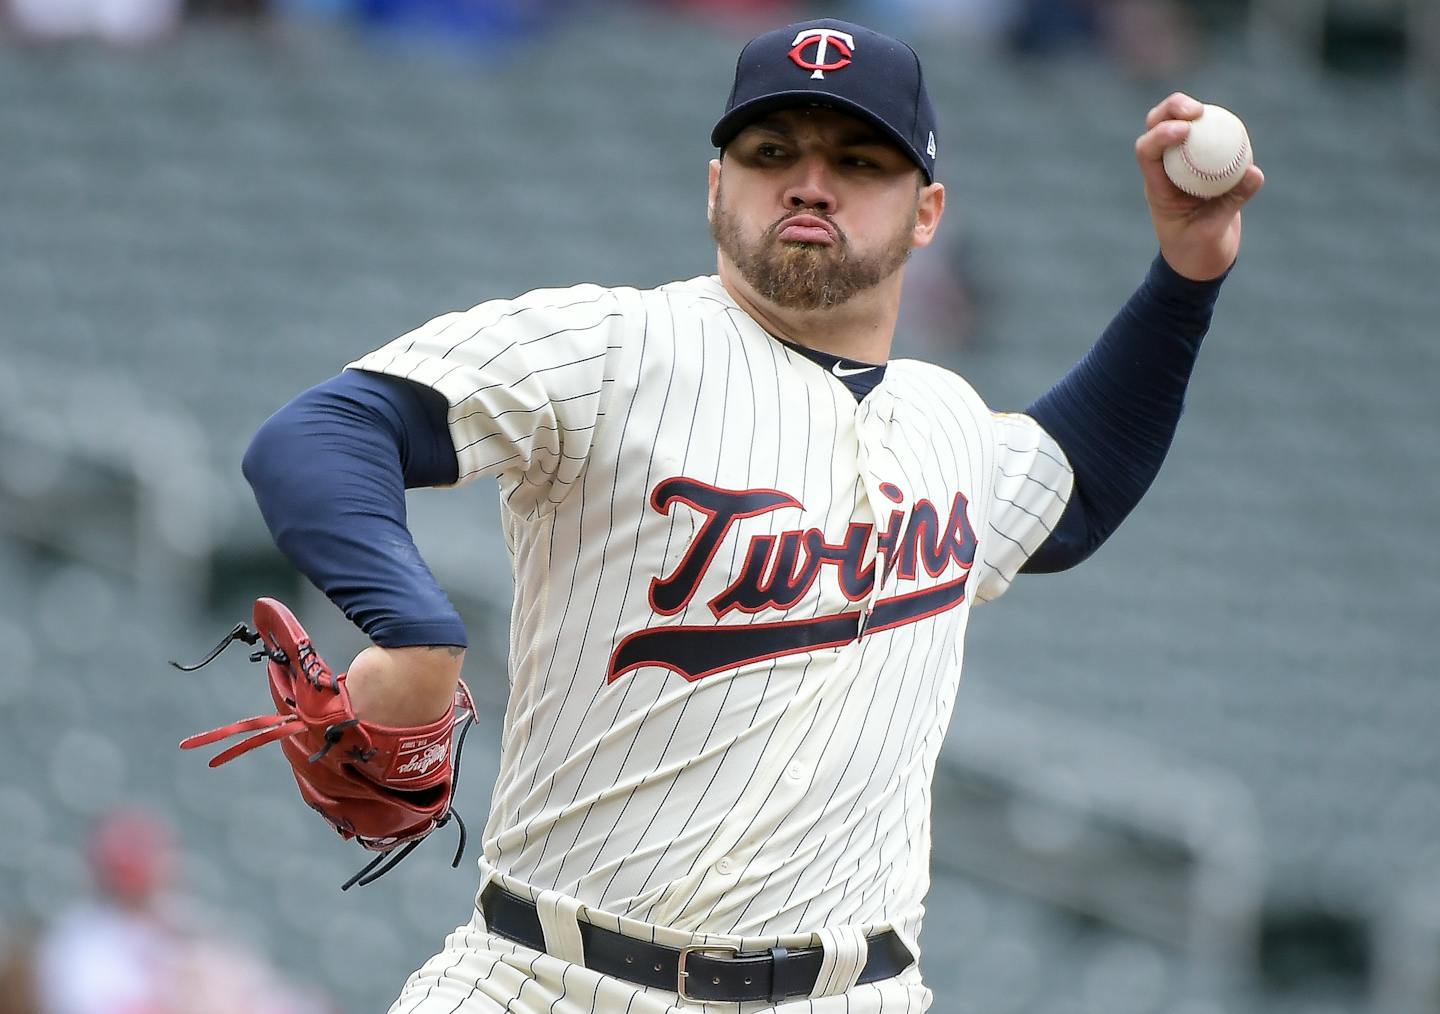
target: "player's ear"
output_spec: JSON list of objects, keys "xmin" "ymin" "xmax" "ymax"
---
[
  {"xmin": 707, "ymin": 159, "xmax": 722, "ymax": 223},
  {"xmin": 911, "ymin": 181, "xmax": 945, "ymax": 250}
]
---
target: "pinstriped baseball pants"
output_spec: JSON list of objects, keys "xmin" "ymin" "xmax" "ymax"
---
[{"xmin": 388, "ymin": 908, "xmax": 933, "ymax": 1014}]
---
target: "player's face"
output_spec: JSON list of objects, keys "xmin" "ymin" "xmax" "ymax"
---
[{"xmin": 708, "ymin": 108, "xmax": 944, "ymax": 311}]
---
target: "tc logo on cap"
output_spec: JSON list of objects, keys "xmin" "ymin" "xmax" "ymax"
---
[{"xmin": 788, "ymin": 28, "xmax": 855, "ymax": 79}]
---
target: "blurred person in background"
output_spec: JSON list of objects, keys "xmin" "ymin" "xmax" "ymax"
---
[
  {"xmin": 851, "ymin": 0, "xmax": 1011, "ymax": 43},
  {"xmin": 2, "ymin": 0, "xmax": 182, "ymax": 44},
  {"xmin": 350, "ymin": 0, "xmax": 572, "ymax": 48},
  {"xmin": 1007, "ymin": 0, "xmax": 1104, "ymax": 53},
  {"xmin": 32, "ymin": 807, "xmax": 330, "ymax": 1014},
  {"xmin": 0, "ymin": 922, "xmax": 40, "ymax": 1014},
  {"xmin": 1007, "ymin": 0, "xmax": 1198, "ymax": 77},
  {"xmin": 894, "ymin": 228, "xmax": 987, "ymax": 364},
  {"xmin": 643, "ymin": 0, "xmax": 800, "ymax": 29},
  {"xmin": 185, "ymin": 0, "xmax": 272, "ymax": 20}
]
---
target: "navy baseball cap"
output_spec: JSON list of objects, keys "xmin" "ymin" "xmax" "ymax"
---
[{"xmin": 711, "ymin": 19, "xmax": 939, "ymax": 183}]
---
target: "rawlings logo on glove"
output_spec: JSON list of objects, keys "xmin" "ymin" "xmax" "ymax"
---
[
  {"xmin": 394, "ymin": 741, "xmax": 451, "ymax": 779},
  {"xmin": 173, "ymin": 597, "xmax": 477, "ymax": 889}
]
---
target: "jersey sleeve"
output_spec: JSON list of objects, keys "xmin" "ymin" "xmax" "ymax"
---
[
  {"xmin": 972, "ymin": 411, "xmax": 1075, "ymax": 604},
  {"xmin": 346, "ymin": 284, "xmax": 629, "ymax": 518}
]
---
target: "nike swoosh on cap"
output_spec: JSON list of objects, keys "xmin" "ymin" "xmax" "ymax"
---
[{"xmin": 832, "ymin": 362, "xmax": 878, "ymax": 378}]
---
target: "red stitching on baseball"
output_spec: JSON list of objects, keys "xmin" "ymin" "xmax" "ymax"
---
[{"xmin": 1181, "ymin": 136, "xmax": 1249, "ymax": 182}]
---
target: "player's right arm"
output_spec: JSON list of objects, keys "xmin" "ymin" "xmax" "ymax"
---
[
  {"xmin": 242, "ymin": 368, "xmax": 468, "ymax": 723},
  {"xmin": 243, "ymin": 285, "xmax": 629, "ymax": 724}
]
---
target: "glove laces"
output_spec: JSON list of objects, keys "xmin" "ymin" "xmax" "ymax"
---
[{"xmin": 341, "ymin": 709, "xmax": 477, "ymax": 891}]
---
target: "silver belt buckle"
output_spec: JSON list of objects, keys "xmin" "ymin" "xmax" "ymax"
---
[{"xmin": 676, "ymin": 943, "xmax": 740, "ymax": 1002}]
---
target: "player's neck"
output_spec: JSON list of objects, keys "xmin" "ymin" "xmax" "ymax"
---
[{"xmin": 717, "ymin": 263, "xmax": 899, "ymax": 365}]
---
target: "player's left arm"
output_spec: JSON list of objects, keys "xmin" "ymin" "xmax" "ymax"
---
[
  {"xmin": 1138, "ymin": 93, "xmax": 1265, "ymax": 284},
  {"xmin": 1020, "ymin": 92, "xmax": 1264, "ymax": 573}
]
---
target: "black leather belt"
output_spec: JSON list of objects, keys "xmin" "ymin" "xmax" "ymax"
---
[{"xmin": 479, "ymin": 883, "xmax": 914, "ymax": 1004}]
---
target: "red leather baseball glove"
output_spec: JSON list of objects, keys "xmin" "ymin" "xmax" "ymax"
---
[{"xmin": 175, "ymin": 597, "xmax": 476, "ymax": 889}]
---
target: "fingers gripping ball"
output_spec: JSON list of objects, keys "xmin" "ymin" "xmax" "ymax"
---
[
  {"xmin": 1163, "ymin": 104, "xmax": 1252, "ymax": 199},
  {"xmin": 175, "ymin": 598, "xmax": 476, "ymax": 888}
]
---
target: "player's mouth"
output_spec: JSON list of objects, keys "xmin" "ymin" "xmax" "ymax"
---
[{"xmin": 775, "ymin": 214, "xmax": 838, "ymax": 245}]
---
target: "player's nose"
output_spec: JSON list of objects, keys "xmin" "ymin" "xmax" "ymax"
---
[{"xmin": 782, "ymin": 157, "xmax": 837, "ymax": 212}]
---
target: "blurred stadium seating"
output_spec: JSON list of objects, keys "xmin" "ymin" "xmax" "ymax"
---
[{"xmin": 1, "ymin": 5, "xmax": 1436, "ymax": 1012}]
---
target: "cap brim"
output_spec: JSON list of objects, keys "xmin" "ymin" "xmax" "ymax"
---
[{"xmin": 710, "ymin": 90, "xmax": 931, "ymax": 182}]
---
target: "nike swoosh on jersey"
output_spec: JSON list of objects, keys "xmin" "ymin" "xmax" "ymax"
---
[{"xmin": 832, "ymin": 362, "xmax": 877, "ymax": 378}]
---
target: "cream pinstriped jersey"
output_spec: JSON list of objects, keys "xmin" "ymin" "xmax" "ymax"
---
[{"xmin": 348, "ymin": 275, "xmax": 1072, "ymax": 960}]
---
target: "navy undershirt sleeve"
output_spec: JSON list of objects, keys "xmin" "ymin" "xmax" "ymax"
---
[
  {"xmin": 242, "ymin": 369, "xmax": 466, "ymax": 647},
  {"xmin": 1021, "ymin": 254, "xmax": 1228, "ymax": 573}
]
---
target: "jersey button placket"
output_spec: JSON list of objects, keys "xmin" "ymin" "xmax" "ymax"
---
[{"xmin": 855, "ymin": 402, "xmax": 905, "ymax": 620}]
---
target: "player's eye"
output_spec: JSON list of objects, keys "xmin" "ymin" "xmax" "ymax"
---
[{"xmin": 756, "ymin": 142, "xmax": 788, "ymax": 160}]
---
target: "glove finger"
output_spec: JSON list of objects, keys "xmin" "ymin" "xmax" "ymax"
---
[
  {"xmin": 208, "ymin": 721, "xmax": 305, "ymax": 768},
  {"xmin": 184, "ymin": 716, "xmax": 304, "ymax": 768},
  {"xmin": 179, "ymin": 712, "xmax": 292, "ymax": 750}
]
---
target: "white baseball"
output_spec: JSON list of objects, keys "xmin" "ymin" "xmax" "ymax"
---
[{"xmin": 1162, "ymin": 103, "xmax": 1252, "ymax": 199}]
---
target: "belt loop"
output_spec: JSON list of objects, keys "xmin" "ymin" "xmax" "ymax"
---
[
  {"xmin": 808, "ymin": 926, "xmax": 869, "ymax": 998},
  {"xmin": 534, "ymin": 888, "xmax": 587, "ymax": 966},
  {"xmin": 767, "ymin": 946, "xmax": 792, "ymax": 1004},
  {"xmin": 474, "ymin": 873, "xmax": 501, "ymax": 930}
]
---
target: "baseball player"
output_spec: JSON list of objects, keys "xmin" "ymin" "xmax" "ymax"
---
[{"xmin": 190, "ymin": 17, "xmax": 1263, "ymax": 1013}]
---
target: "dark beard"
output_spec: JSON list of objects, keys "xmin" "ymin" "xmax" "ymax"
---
[{"xmin": 710, "ymin": 196, "xmax": 915, "ymax": 311}]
